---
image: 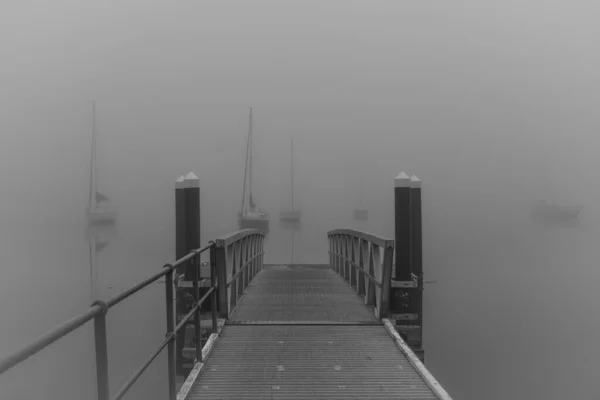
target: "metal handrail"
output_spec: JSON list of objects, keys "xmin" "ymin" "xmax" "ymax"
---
[
  {"xmin": 0, "ymin": 241, "xmax": 217, "ymax": 400},
  {"xmin": 327, "ymin": 229, "xmax": 394, "ymax": 318},
  {"xmin": 327, "ymin": 228, "xmax": 394, "ymax": 248}
]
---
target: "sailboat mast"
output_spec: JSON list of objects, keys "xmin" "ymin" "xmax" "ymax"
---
[
  {"xmin": 89, "ymin": 237, "xmax": 96, "ymax": 302},
  {"xmin": 89, "ymin": 101, "xmax": 97, "ymax": 211},
  {"xmin": 291, "ymin": 231, "xmax": 295, "ymax": 265},
  {"xmin": 290, "ymin": 138, "xmax": 294, "ymax": 210},
  {"xmin": 248, "ymin": 107, "xmax": 253, "ymax": 206},
  {"xmin": 240, "ymin": 109, "xmax": 251, "ymax": 214}
]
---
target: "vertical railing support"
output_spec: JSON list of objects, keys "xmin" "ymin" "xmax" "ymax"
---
[
  {"xmin": 231, "ymin": 242, "xmax": 239, "ymax": 310},
  {"xmin": 215, "ymin": 242, "xmax": 229, "ymax": 318},
  {"xmin": 331, "ymin": 235, "xmax": 337, "ymax": 273},
  {"xmin": 192, "ymin": 252, "xmax": 202, "ymax": 363},
  {"xmin": 350, "ymin": 237, "xmax": 358, "ymax": 288},
  {"xmin": 260, "ymin": 235, "xmax": 264, "ymax": 271},
  {"xmin": 92, "ymin": 300, "xmax": 110, "ymax": 400},
  {"xmin": 365, "ymin": 243, "xmax": 376, "ymax": 307},
  {"xmin": 164, "ymin": 266, "xmax": 177, "ymax": 400},
  {"xmin": 209, "ymin": 243, "xmax": 218, "ymax": 333},
  {"xmin": 343, "ymin": 236, "xmax": 350, "ymax": 281},
  {"xmin": 357, "ymin": 238, "xmax": 366, "ymax": 296},
  {"xmin": 252, "ymin": 235, "xmax": 258, "ymax": 280},
  {"xmin": 379, "ymin": 244, "xmax": 394, "ymax": 318}
]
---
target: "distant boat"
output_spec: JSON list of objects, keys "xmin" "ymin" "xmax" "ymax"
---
[
  {"xmin": 88, "ymin": 230, "xmax": 110, "ymax": 302},
  {"xmin": 530, "ymin": 200, "xmax": 583, "ymax": 221},
  {"xmin": 280, "ymin": 138, "xmax": 301, "ymax": 222},
  {"xmin": 238, "ymin": 107, "xmax": 269, "ymax": 232},
  {"xmin": 290, "ymin": 230, "xmax": 296, "ymax": 265},
  {"xmin": 87, "ymin": 101, "xmax": 117, "ymax": 224}
]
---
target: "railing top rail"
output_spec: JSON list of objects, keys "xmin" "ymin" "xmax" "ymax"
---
[
  {"xmin": 327, "ymin": 229, "xmax": 394, "ymax": 248},
  {"xmin": 107, "ymin": 242, "xmax": 214, "ymax": 308},
  {"xmin": 0, "ymin": 241, "xmax": 216, "ymax": 376},
  {"xmin": 215, "ymin": 229, "xmax": 265, "ymax": 247},
  {"xmin": 0, "ymin": 304, "xmax": 103, "ymax": 374}
]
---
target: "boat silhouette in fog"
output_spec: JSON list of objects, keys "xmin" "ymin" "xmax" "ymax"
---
[
  {"xmin": 87, "ymin": 101, "xmax": 117, "ymax": 224},
  {"xmin": 238, "ymin": 107, "xmax": 269, "ymax": 232},
  {"xmin": 279, "ymin": 138, "xmax": 301, "ymax": 222},
  {"xmin": 530, "ymin": 200, "xmax": 583, "ymax": 221}
]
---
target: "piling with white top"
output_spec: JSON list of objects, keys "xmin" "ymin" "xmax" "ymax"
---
[
  {"xmin": 174, "ymin": 173, "xmax": 201, "ymax": 375},
  {"xmin": 394, "ymin": 172, "xmax": 412, "ymax": 281},
  {"xmin": 392, "ymin": 171, "xmax": 425, "ymax": 362},
  {"xmin": 183, "ymin": 172, "xmax": 201, "ymax": 281},
  {"xmin": 175, "ymin": 176, "xmax": 186, "ymax": 261},
  {"xmin": 409, "ymin": 175, "xmax": 424, "ymax": 358}
]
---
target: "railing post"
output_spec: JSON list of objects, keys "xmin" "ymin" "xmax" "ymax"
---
[
  {"xmin": 215, "ymin": 242, "xmax": 229, "ymax": 318},
  {"xmin": 336, "ymin": 235, "xmax": 342, "ymax": 275},
  {"xmin": 259, "ymin": 234, "xmax": 265, "ymax": 271},
  {"xmin": 330, "ymin": 235, "xmax": 336, "ymax": 273},
  {"xmin": 210, "ymin": 244, "xmax": 218, "ymax": 333},
  {"xmin": 251, "ymin": 234, "xmax": 258, "ymax": 280},
  {"xmin": 192, "ymin": 252, "xmax": 202, "ymax": 363},
  {"xmin": 379, "ymin": 244, "xmax": 394, "ymax": 318},
  {"xmin": 350, "ymin": 237, "xmax": 358, "ymax": 288},
  {"xmin": 365, "ymin": 243, "xmax": 376, "ymax": 307},
  {"xmin": 259, "ymin": 234, "xmax": 263, "ymax": 272},
  {"xmin": 92, "ymin": 300, "xmax": 110, "ymax": 400},
  {"xmin": 231, "ymin": 242, "xmax": 239, "ymax": 310},
  {"xmin": 343, "ymin": 235, "xmax": 350, "ymax": 281},
  {"xmin": 165, "ymin": 266, "xmax": 177, "ymax": 400},
  {"xmin": 357, "ymin": 238, "xmax": 366, "ymax": 296}
]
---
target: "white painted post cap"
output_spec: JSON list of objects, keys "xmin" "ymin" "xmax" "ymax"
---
[
  {"xmin": 410, "ymin": 175, "xmax": 421, "ymax": 188},
  {"xmin": 175, "ymin": 175, "xmax": 185, "ymax": 189},
  {"xmin": 183, "ymin": 172, "xmax": 200, "ymax": 188},
  {"xmin": 394, "ymin": 171, "xmax": 411, "ymax": 187}
]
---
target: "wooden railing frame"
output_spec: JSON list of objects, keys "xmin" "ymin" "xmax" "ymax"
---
[{"xmin": 327, "ymin": 229, "xmax": 394, "ymax": 318}]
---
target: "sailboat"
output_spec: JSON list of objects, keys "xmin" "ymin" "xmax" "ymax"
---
[
  {"xmin": 353, "ymin": 170, "xmax": 368, "ymax": 221},
  {"xmin": 280, "ymin": 138, "xmax": 301, "ymax": 222},
  {"xmin": 238, "ymin": 107, "xmax": 270, "ymax": 232},
  {"xmin": 290, "ymin": 230, "xmax": 296, "ymax": 265},
  {"xmin": 88, "ymin": 230, "xmax": 110, "ymax": 302},
  {"xmin": 530, "ymin": 200, "xmax": 583, "ymax": 221},
  {"xmin": 87, "ymin": 101, "xmax": 117, "ymax": 224}
]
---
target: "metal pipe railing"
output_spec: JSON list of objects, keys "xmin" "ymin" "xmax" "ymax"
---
[
  {"xmin": 0, "ymin": 230, "xmax": 266, "ymax": 400},
  {"xmin": 0, "ymin": 242, "xmax": 216, "ymax": 400},
  {"xmin": 327, "ymin": 229, "xmax": 394, "ymax": 319}
]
